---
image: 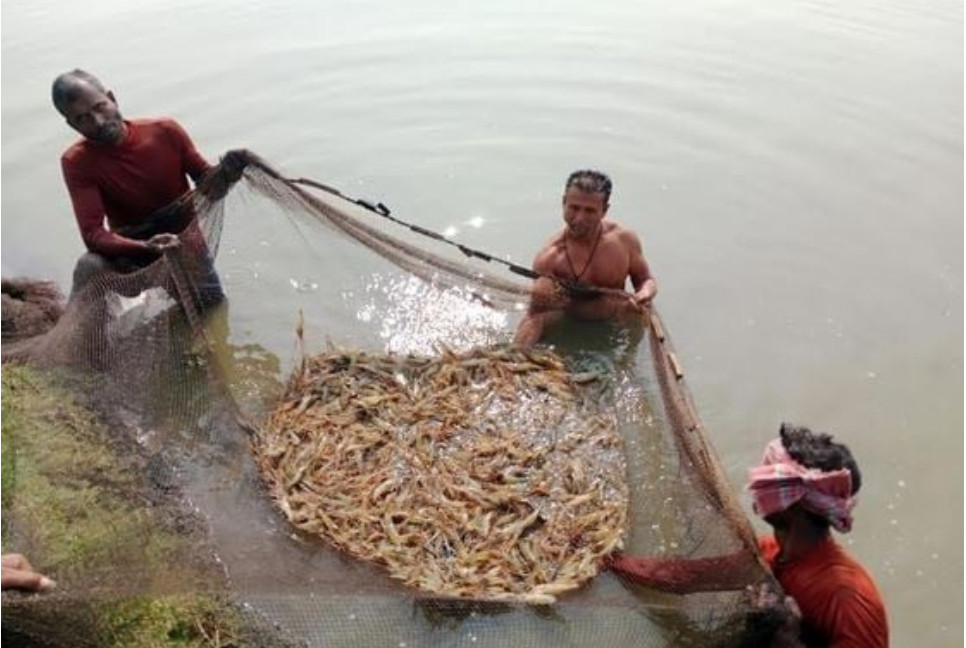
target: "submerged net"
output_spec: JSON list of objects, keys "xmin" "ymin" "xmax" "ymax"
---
[{"xmin": 3, "ymin": 153, "xmax": 775, "ymax": 647}]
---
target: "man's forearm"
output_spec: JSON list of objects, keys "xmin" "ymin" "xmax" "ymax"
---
[
  {"xmin": 634, "ymin": 277, "xmax": 657, "ymax": 301},
  {"xmin": 514, "ymin": 312, "xmax": 546, "ymax": 349},
  {"xmin": 84, "ymin": 228, "xmax": 153, "ymax": 258},
  {"xmin": 609, "ymin": 551, "xmax": 755, "ymax": 593},
  {"xmin": 198, "ymin": 166, "xmax": 233, "ymax": 202},
  {"xmin": 198, "ymin": 150, "xmax": 250, "ymax": 201}
]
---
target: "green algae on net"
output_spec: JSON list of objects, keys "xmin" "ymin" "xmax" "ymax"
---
[{"xmin": 0, "ymin": 366, "xmax": 289, "ymax": 648}]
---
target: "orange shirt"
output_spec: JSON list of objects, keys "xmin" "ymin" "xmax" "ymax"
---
[
  {"xmin": 61, "ymin": 117, "xmax": 211, "ymax": 257},
  {"xmin": 760, "ymin": 535, "xmax": 888, "ymax": 648}
]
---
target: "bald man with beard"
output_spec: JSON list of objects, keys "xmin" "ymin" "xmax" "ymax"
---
[{"xmin": 52, "ymin": 69, "xmax": 248, "ymax": 302}]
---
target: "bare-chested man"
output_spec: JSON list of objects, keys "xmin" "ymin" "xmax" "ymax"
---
[{"xmin": 514, "ymin": 170, "xmax": 657, "ymax": 348}]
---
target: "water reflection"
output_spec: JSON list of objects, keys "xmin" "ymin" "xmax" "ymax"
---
[{"xmin": 354, "ymin": 273, "xmax": 509, "ymax": 355}]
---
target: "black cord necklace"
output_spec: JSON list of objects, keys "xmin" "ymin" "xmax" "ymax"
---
[{"xmin": 564, "ymin": 224, "xmax": 603, "ymax": 283}]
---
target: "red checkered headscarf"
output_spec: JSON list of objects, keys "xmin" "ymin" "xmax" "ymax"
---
[{"xmin": 747, "ymin": 438, "xmax": 856, "ymax": 532}]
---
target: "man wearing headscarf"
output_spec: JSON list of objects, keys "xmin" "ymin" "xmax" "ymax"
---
[{"xmin": 608, "ymin": 423, "xmax": 888, "ymax": 648}]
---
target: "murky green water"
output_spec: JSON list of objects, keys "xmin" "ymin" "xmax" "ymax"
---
[{"xmin": 2, "ymin": 0, "xmax": 962, "ymax": 645}]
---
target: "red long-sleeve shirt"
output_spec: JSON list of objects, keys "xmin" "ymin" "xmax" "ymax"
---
[
  {"xmin": 760, "ymin": 535, "xmax": 888, "ymax": 648},
  {"xmin": 61, "ymin": 117, "xmax": 212, "ymax": 257}
]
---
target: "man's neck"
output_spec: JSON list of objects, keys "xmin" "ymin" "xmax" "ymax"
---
[
  {"xmin": 777, "ymin": 528, "xmax": 831, "ymax": 563},
  {"xmin": 109, "ymin": 121, "xmax": 131, "ymax": 146}
]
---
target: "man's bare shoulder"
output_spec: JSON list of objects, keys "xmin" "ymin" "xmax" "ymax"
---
[
  {"xmin": 533, "ymin": 229, "xmax": 567, "ymax": 271},
  {"xmin": 603, "ymin": 220, "xmax": 644, "ymax": 249},
  {"xmin": 536, "ymin": 229, "xmax": 568, "ymax": 256}
]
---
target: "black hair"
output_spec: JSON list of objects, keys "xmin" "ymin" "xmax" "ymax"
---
[
  {"xmin": 565, "ymin": 169, "xmax": 612, "ymax": 203},
  {"xmin": 51, "ymin": 69, "xmax": 107, "ymax": 114},
  {"xmin": 779, "ymin": 422, "xmax": 862, "ymax": 495}
]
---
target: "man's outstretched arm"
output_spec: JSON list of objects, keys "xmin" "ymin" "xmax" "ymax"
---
[
  {"xmin": 514, "ymin": 250, "xmax": 563, "ymax": 348},
  {"xmin": 608, "ymin": 551, "xmax": 758, "ymax": 593},
  {"xmin": 624, "ymin": 229, "xmax": 657, "ymax": 306},
  {"xmin": 197, "ymin": 149, "xmax": 252, "ymax": 202},
  {"xmin": 62, "ymin": 158, "xmax": 158, "ymax": 257},
  {"xmin": 609, "ymin": 553, "xmax": 805, "ymax": 647}
]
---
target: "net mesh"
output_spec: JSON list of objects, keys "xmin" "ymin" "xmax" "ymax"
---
[{"xmin": 2, "ymin": 154, "xmax": 776, "ymax": 647}]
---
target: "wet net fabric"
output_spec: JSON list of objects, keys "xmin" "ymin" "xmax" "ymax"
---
[{"xmin": 3, "ymin": 154, "xmax": 774, "ymax": 647}]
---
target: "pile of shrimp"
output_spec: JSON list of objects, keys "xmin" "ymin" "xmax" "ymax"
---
[{"xmin": 254, "ymin": 344, "xmax": 628, "ymax": 604}]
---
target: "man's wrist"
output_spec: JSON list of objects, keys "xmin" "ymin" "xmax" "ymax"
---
[{"xmin": 140, "ymin": 239, "xmax": 161, "ymax": 254}]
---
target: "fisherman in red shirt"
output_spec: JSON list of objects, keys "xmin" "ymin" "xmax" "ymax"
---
[
  {"xmin": 608, "ymin": 423, "xmax": 889, "ymax": 648},
  {"xmin": 52, "ymin": 69, "xmax": 248, "ymax": 302}
]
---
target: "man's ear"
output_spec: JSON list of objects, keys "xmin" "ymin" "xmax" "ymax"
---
[{"xmin": 603, "ymin": 202, "xmax": 610, "ymax": 214}]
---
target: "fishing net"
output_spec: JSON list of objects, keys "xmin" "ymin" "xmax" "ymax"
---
[
  {"xmin": 1, "ymin": 279, "xmax": 66, "ymax": 363},
  {"xmin": 2, "ymin": 153, "xmax": 777, "ymax": 647}
]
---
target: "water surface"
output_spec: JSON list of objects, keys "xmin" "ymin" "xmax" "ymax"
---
[{"xmin": 2, "ymin": 1, "xmax": 962, "ymax": 645}]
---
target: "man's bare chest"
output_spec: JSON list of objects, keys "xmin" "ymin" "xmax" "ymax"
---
[{"xmin": 549, "ymin": 240, "xmax": 629, "ymax": 288}]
